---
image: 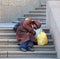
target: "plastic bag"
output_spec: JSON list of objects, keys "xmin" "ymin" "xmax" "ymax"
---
[
  {"xmin": 34, "ymin": 28, "xmax": 43, "ymax": 38},
  {"xmin": 37, "ymin": 31, "xmax": 48, "ymax": 46}
]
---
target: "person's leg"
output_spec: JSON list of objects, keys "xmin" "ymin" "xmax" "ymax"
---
[
  {"xmin": 19, "ymin": 42, "xmax": 27, "ymax": 52},
  {"xmin": 27, "ymin": 41, "xmax": 34, "ymax": 51},
  {"xmin": 27, "ymin": 41, "xmax": 33, "ymax": 47}
]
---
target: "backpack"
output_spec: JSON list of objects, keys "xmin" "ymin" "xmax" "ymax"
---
[{"xmin": 13, "ymin": 19, "xmax": 25, "ymax": 32}]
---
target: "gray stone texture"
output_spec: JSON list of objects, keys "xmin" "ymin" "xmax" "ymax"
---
[
  {"xmin": 46, "ymin": 1, "xmax": 60, "ymax": 59},
  {"xmin": 0, "ymin": 0, "xmax": 40, "ymax": 22}
]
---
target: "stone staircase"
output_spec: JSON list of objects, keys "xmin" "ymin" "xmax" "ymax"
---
[{"xmin": 0, "ymin": 5, "xmax": 57, "ymax": 59}]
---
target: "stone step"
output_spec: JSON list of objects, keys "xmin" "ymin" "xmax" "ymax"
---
[
  {"xmin": 0, "ymin": 58, "xmax": 57, "ymax": 59},
  {"xmin": 0, "ymin": 23, "xmax": 16, "ymax": 28},
  {"xmin": 24, "ymin": 15, "xmax": 46, "ymax": 17},
  {"xmin": 29, "ymin": 10, "xmax": 46, "ymax": 13},
  {"xmin": 0, "ymin": 38, "xmax": 53, "ymax": 45},
  {"xmin": 0, "ymin": 51, "xmax": 56, "ymax": 58},
  {"xmin": 24, "ymin": 13, "xmax": 46, "ymax": 17},
  {"xmin": 35, "ymin": 7, "xmax": 46, "ymax": 10},
  {"xmin": 8, "ymin": 39, "xmax": 54, "ymax": 45},
  {"xmin": 41, "ymin": 25, "xmax": 46, "ymax": 28},
  {"xmin": 12, "ymin": 22, "xmax": 46, "ymax": 29},
  {"xmin": 41, "ymin": 4, "xmax": 46, "ymax": 7},
  {"xmin": 0, "ymin": 32, "xmax": 50, "ymax": 35},
  {"xmin": 0, "ymin": 23, "xmax": 46, "ymax": 28},
  {"xmin": 7, "ymin": 51, "xmax": 57, "ymax": 58},
  {"xmin": 12, "ymin": 21, "xmax": 46, "ymax": 25},
  {"xmin": 0, "ymin": 39, "xmax": 8, "ymax": 45},
  {"xmin": 0, "ymin": 28, "xmax": 14, "ymax": 33},
  {"xmin": 17, "ymin": 17, "xmax": 46, "ymax": 21},
  {"xmin": 0, "ymin": 33, "xmax": 52, "ymax": 39},
  {"xmin": 0, "ymin": 51, "xmax": 7, "ymax": 58},
  {"xmin": 43, "ymin": 28, "xmax": 50, "ymax": 33},
  {"xmin": 0, "ymin": 45, "xmax": 55, "ymax": 51},
  {"xmin": 0, "ymin": 27, "xmax": 50, "ymax": 33}
]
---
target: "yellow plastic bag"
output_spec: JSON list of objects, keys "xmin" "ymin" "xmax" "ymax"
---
[{"xmin": 37, "ymin": 31, "xmax": 48, "ymax": 46}]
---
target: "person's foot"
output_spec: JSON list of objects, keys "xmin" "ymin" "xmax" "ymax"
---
[
  {"xmin": 27, "ymin": 47, "xmax": 34, "ymax": 51},
  {"xmin": 20, "ymin": 48, "xmax": 27, "ymax": 52}
]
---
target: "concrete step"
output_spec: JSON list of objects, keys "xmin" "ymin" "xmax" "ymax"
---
[
  {"xmin": 41, "ymin": 4, "xmax": 46, "ymax": 7},
  {"xmin": 24, "ymin": 13, "xmax": 46, "ymax": 17},
  {"xmin": 0, "ymin": 51, "xmax": 7, "ymax": 57},
  {"xmin": 7, "ymin": 51, "xmax": 57, "ymax": 58},
  {"xmin": 0, "ymin": 38, "xmax": 53, "ymax": 45},
  {"xmin": 0, "ymin": 23, "xmax": 46, "ymax": 28},
  {"xmin": 0, "ymin": 28, "xmax": 14, "ymax": 33},
  {"xmin": 43, "ymin": 28, "xmax": 50, "ymax": 33},
  {"xmin": 29, "ymin": 10, "xmax": 46, "ymax": 13},
  {"xmin": 17, "ymin": 17, "xmax": 46, "ymax": 21},
  {"xmin": 0, "ymin": 32, "xmax": 51, "ymax": 36},
  {"xmin": 0, "ymin": 33, "xmax": 52, "ymax": 39},
  {"xmin": 35, "ymin": 7, "xmax": 46, "ymax": 10},
  {"xmin": 24, "ymin": 15, "xmax": 46, "ymax": 17},
  {"xmin": 0, "ymin": 45, "xmax": 55, "ymax": 51},
  {"xmin": 12, "ymin": 21, "xmax": 46, "ymax": 25},
  {"xmin": 29, "ymin": 10, "xmax": 46, "ymax": 14},
  {"xmin": 0, "ymin": 39, "xmax": 8, "ymax": 45},
  {"xmin": 0, "ymin": 27, "xmax": 50, "ymax": 33},
  {"xmin": 41, "ymin": 25, "xmax": 46, "ymax": 28},
  {"xmin": 8, "ymin": 39, "xmax": 54, "ymax": 45},
  {"xmin": 0, "ymin": 58, "xmax": 57, "ymax": 59},
  {"xmin": 0, "ymin": 23, "xmax": 16, "ymax": 28}
]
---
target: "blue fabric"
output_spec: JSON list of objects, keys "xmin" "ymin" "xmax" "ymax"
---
[
  {"xmin": 20, "ymin": 41, "xmax": 33, "ymax": 49},
  {"xmin": 13, "ymin": 19, "xmax": 25, "ymax": 32}
]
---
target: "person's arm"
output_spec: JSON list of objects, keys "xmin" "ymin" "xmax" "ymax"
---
[{"xmin": 23, "ymin": 20, "xmax": 36, "ymax": 35}]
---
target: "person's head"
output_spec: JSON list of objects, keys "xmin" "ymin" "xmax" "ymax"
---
[
  {"xmin": 32, "ymin": 20, "xmax": 41, "ymax": 29},
  {"xmin": 24, "ymin": 18, "xmax": 41, "ymax": 29}
]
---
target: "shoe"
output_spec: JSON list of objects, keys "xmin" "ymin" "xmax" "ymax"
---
[
  {"xmin": 27, "ymin": 47, "xmax": 34, "ymax": 51},
  {"xmin": 20, "ymin": 48, "xmax": 27, "ymax": 52}
]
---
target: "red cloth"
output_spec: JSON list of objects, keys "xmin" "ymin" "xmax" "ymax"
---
[{"xmin": 16, "ymin": 19, "xmax": 41, "ymax": 44}]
